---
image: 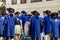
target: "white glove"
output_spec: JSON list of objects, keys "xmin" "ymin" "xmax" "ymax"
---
[
  {"xmin": 17, "ymin": 18, "xmax": 20, "ymax": 20},
  {"xmin": 41, "ymin": 32, "xmax": 45, "ymax": 37}
]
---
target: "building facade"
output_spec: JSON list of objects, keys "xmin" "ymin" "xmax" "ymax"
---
[{"xmin": 5, "ymin": 0, "xmax": 60, "ymax": 17}]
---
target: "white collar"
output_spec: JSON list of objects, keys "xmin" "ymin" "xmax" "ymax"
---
[{"xmin": 55, "ymin": 19, "xmax": 58, "ymax": 22}]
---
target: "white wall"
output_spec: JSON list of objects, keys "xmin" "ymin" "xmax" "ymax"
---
[{"xmin": 5, "ymin": 0, "xmax": 60, "ymax": 17}]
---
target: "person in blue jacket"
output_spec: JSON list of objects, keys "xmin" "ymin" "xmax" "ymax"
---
[
  {"xmin": 4, "ymin": 8, "xmax": 17, "ymax": 40},
  {"xmin": 28, "ymin": 14, "xmax": 32, "ymax": 36},
  {"xmin": 0, "ymin": 12, "xmax": 4, "ymax": 40},
  {"xmin": 1, "ymin": 12, "xmax": 6, "ymax": 40},
  {"xmin": 19, "ymin": 11, "xmax": 29, "ymax": 34},
  {"xmin": 50, "ymin": 12, "xmax": 60, "ymax": 40},
  {"xmin": 30, "ymin": 11, "xmax": 43, "ymax": 40},
  {"xmin": 43, "ymin": 10, "xmax": 52, "ymax": 40},
  {"xmin": 44, "ymin": 10, "xmax": 51, "ymax": 34}
]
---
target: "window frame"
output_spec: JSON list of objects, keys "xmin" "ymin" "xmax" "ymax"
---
[
  {"xmin": 46, "ymin": 0, "xmax": 52, "ymax": 1},
  {"xmin": 20, "ymin": 0, "xmax": 27, "ymax": 4},
  {"xmin": 31, "ymin": 0, "xmax": 42, "ymax": 3},
  {"xmin": 11, "ymin": 0, "xmax": 17, "ymax": 5}
]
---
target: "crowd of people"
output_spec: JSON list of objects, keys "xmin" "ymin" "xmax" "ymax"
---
[{"xmin": 0, "ymin": 7, "xmax": 60, "ymax": 40}]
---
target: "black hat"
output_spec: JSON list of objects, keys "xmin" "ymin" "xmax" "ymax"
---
[
  {"xmin": 45, "ymin": 10, "xmax": 51, "ymax": 14},
  {"xmin": 31, "ymin": 10, "xmax": 40, "ymax": 15},
  {"xmin": 28, "ymin": 14, "xmax": 32, "ymax": 16},
  {"xmin": 21, "ymin": 10, "xmax": 27, "ymax": 14},
  {"xmin": 7, "ymin": 8, "xmax": 15, "ymax": 12},
  {"xmin": 31, "ymin": 11, "xmax": 34, "ymax": 15},
  {"xmin": 7, "ymin": 8, "xmax": 12, "ymax": 11},
  {"xmin": 15, "ymin": 11, "xmax": 20, "ymax": 15},
  {"xmin": 51, "ymin": 12, "xmax": 58, "ymax": 18}
]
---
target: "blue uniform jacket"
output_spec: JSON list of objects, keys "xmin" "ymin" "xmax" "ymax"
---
[
  {"xmin": 30, "ymin": 16, "xmax": 42, "ymax": 38},
  {"xmin": 50, "ymin": 18, "xmax": 60, "ymax": 38},
  {"xmin": 4, "ymin": 14, "xmax": 17, "ymax": 37},
  {"xmin": 0, "ymin": 16, "xmax": 4, "ymax": 35},
  {"xmin": 44, "ymin": 16, "xmax": 51, "ymax": 34},
  {"xmin": 20, "ymin": 14, "xmax": 29, "ymax": 27}
]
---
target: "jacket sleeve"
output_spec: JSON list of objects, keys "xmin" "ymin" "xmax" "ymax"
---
[
  {"xmin": 15, "ymin": 17, "xmax": 18, "ymax": 25},
  {"xmin": 3, "ymin": 15, "xmax": 8, "ymax": 25},
  {"xmin": 40, "ymin": 18, "xmax": 44, "ymax": 33},
  {"xmin": 29, "ymin": 18, "xmax": 33, "ymax": 36}
]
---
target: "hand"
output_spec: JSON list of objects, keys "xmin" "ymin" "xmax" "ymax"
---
[
  {"xmin": 41, "ymin": 32, "xmax": 45, "ymax": 37},
  {"xmin": 17, "ymin": 18, "xmax": 20, "ymax": 20}
]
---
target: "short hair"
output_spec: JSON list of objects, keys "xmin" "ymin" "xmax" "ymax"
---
[
  {"xmin": 15, "ymin": 11, "xmax": 20, "ymax": 15},
  {"xmin": 7, "ymin": 8, "xmax": 15, "ymax": 12},
  {"xmin": 32, "ymin": 10, "xmax": 40, "ymax": 15},
  {"xmin": 44, "ymin": 10, "xmax": 51, "ymax": 14},
  {"xmin": 51, "ymin": 12, "xmax": 58, "ymax": 18},
  {"xmin": 28, "ymin": 14, "xmax": 32, "ymax": 17},
  {"xmin": 21, "ymin": 11, "xmax": 27, "ymax": 14}
]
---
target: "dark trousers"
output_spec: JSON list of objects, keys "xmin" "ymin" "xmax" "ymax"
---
[
  {"xmin": 5, "ymin": 37, "xmax": 9, "ymax": 40},
  {"xmin": 0, "ymin": 35, "xmax": 3, "ymax": 37},
  {"xmin": 51, "ymin": 37, "xmax": 58, "ymax": 40},
  {"xmin": 5, "ymin": 36, "xmax": 14, "ymax": 40},
  {"xmin": 59, "ymin": 31, "xmax": 60, "ymax": 38}
]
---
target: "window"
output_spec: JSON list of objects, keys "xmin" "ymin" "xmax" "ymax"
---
[
  {"xmin": 58, "ymin": 11, "xmax": 60, "ymax": 13},
  {"xmin": 31, "ymin": 0, "xmax": 42, "ymax": 3},
  {"xmin": 20, "ymin": 0, "xmax": 26, "ymax": 4},
  {"xmin": 11, "ymin": 0, "xmax": 17, "ymax": 4},
  {"xmin": 46, "ymin": 0, "xmax": 51, "ymax": 1},
  {"xmin": 2, "ymin": 0, "xmax": 6, "ymax": 3}
]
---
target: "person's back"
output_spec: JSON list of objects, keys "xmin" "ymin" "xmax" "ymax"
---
[
  {"xmin": 30, "ymin": 16, "xmax": 42, "ymax": 40},
  {"xmin": 44, "ymin": 15, "xmax": 51, "ymax": 34},
  {"xmin": 20, "ymin": 14, "xmax": 29, "ymax": 34},
  {"xmin": 20, "ymin": 14, "xmax": 29, "ymax": 24},
  {"xmin": 3, "ymin": 8, "xmax": 17, "ymax": 40},
  {"xmin": 0, "ymin": 12, "xmax": 5, "ymax": 40},
  {"xmin": 50, "ymin": 12, "xmax": 59, "ymax": 40},
  {"xmin": 4, "ymin": 14, "xmax": 17, "ymax": 36}
]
